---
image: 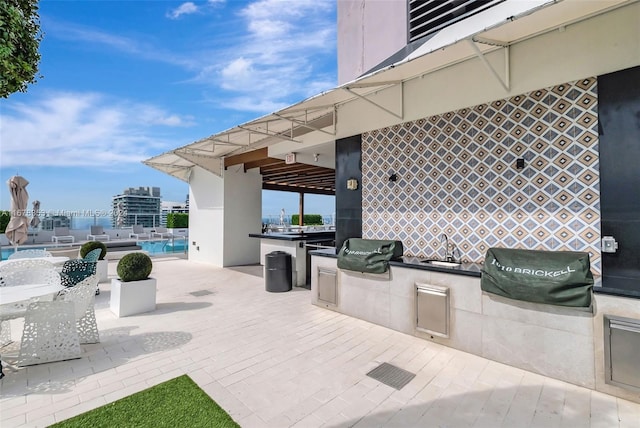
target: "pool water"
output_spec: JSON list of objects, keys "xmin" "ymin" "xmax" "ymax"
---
[
  {"xmin": 138, "ymin": 240, "xmax": 188, "ymax": 255},
  {"xmin": 1, "ymin": 239, "xmax": 188, "ymax": 260}
]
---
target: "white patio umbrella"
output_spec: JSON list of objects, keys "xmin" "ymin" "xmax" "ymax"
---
[
  {"xmin": 5, "ymin": 175, "xmax": 30, "ymax": 250},
  {"xmin": 30, "ymin": 200, "xmax": 41, "ymax": 229}
]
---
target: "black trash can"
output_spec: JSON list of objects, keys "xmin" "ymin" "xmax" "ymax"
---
[{"xmin": 265, "ymin": 251, "xmax": 292, "ymax": 292}]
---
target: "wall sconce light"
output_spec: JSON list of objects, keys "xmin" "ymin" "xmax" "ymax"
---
[
  {"xmin": 346, "ymin": 178, "xmax": 358, "ymax": 190},
  {"xmin": 388, "ymin": 173, "xmax": 398, "ymax": 182},
  {"xmin": 313, "ymin": 153, "xmax": 319, "ymax": 162}
]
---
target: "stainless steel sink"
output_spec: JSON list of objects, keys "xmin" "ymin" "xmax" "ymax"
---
[
  {"xmin": 428, "ymin": 260, "xmax": 461, "ymax": 267},
  {"xmin": 420, "ymin": 259, "xmax": 461, "ymax": 268}
]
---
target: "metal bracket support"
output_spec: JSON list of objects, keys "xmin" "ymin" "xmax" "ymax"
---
[
  {"xmin": 342, "ymin": 86, "xmax": 403, "ymax": 120},
  {"xmin": 467, "ymin": 38, "xmax": 510, "ymax": 92}
]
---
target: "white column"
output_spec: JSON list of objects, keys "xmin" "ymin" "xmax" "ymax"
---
[{"xmin": 188, "ymin": 166, "xmax": 261, "ymax": 266}]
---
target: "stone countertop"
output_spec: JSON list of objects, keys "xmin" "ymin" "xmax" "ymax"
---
[
  {"xmin": 311, "ymin": 248, "xmax": 640, "ymax": 299},
  {"xmin": 310, "ymin": 248, "xmax": 482, "ymax": 278},
  {"xmin": 249, "ymin": 231, "xmax": 335, "ymax": 242}
]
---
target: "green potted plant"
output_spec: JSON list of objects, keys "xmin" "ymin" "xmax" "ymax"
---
[
  {"xmin": 80, "ymin": 240, "xmax": 108, "ymax": 282},
  {"xmin": 110, "ymin": 252, "xmax": 156, "ymax": 317}
]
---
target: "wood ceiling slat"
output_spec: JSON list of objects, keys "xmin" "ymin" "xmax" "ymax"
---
[
  {"xmin": 225, "ymin": 148, "xmax": 335, "ymax": 194},
  {"xmin": 224, "ymin": 147, "xmax": 268, "ymax": 168}
]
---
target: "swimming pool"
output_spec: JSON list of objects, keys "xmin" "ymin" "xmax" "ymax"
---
[
  {"xmin": 1, "ymin": 239, "xmax": 188, "ymax": 259},
  {"xmin": 138, "ymin": 239, "xmax": 188, "ymax": 255}
]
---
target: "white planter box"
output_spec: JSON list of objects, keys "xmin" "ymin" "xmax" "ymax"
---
[
  {"xmin": 167, "ymin": 228, "xmax": 188, "ymax": 236},
  {"xmin": 97, "ymin": 259, "xmax": 108, "ymax": 283},
  {"xmin": 110, "ymin": 277, "xmax": 156, "ymax": 317}
]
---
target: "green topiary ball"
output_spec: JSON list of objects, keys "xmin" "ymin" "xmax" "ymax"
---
[
  {"xmin": 117, "ymin": 252, "xmax": 153, "ymax": 282},
  {"xmin": 80, "ymin": 241, "xmax": 107, "ymax": 260}
]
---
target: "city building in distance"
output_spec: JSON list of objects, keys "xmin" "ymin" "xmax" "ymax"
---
[{"xmin": 112, "ymin": 187, "xmax": 161, "ymax": 228}]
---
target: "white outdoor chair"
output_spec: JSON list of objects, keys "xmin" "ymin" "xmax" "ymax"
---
[
  {"xmin": 129, "ymin": 224, "xmax": 150, "ymax": 240},
  {"xmin": 151, "ymin": 227, "xmax": 173, "ymax": 239},
  {"xmin": 16, "ymin": 274, "xmax": 98, "ymax": 366},
  {"xmin": 55, "ymin": 275, "xmax": 100, "ymax": 344},
  {"xmin": 17, "ymin": 300, "xmax": 81, "ymax": 366},
  {"xmin": 7, "ymin": 249, "xmax": 52, "ymax": 260},
  {"xmin": 52, "ymin": 227, "xmax": 75, "ymax": 244},
  {"xmin": 0, "ymin": 320, "xmax": 10, "ymax": 347},
  {"xmin": 87, "ymin": 225, "xmax": 110, "ymax": 241}
]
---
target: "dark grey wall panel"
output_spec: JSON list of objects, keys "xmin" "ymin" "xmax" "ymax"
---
[
  {"xmin": 598, "ymin": 65, "xmax": 640, "ymax": 292},
  {"xmin": 335, "ymin": 135, "xmax": 362, "ymax": 250}
]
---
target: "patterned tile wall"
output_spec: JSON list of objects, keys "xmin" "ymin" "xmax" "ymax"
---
[{"xmin": 362, "ymin": 77, "xmax": 601, "ymax": 273}]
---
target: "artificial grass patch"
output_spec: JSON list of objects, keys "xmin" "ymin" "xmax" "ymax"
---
[{"xmin": 50, "ymin": 375, "xmax": 239, "ymax": 428}]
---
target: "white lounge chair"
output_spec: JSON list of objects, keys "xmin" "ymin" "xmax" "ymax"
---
[
  {"xmin": 87, "ymin": 225, "xmax": 110, "ymax": 241},
  {"xmin": 52, "ymin": 227, "xmax": 75, "ymax": 244},
  {"xmin": 129, "ymin": 224, "xmax": 150, "ymax": 240},
  {"xmin": 151, "ymin": 227, "xmax": 174, "ymax": 239}
]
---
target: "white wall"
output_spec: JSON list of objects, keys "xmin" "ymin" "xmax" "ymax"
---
[
  {"xmin": 187, "ymin": 165, "xmax": 262, "ymax": 267},
  {"xmin": 222, "ymin": 166, "xmax": 262, "ymax": 266},
  {"xmin": 337, "ymin": 0, "xmax": 408, "ymax": 84},
  {"xmin": 188, "ymin": 166, "xmax": 225, "ymax": 265}
]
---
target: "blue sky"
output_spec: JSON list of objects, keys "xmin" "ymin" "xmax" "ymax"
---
[{"xmin": 1, "ymin": 0, "xmax": 336, "ymax": 219}]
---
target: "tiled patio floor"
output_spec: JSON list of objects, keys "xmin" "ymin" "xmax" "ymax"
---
[{"xmin": 1, "ymin": 257, "xmax": 639, "ymax": 427}]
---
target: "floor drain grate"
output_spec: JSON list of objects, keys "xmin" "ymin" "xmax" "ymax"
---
[
  {"xmin": 366, "ymin": 362, "xmax": 416, "ymax": 390},
  {"xmin": 190, "ymin": 290, "xmax": 213, "ymax": 297}
]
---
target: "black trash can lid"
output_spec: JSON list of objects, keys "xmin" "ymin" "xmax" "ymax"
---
[{"xmin": 266, "ymin": 251, "xmax": 289, "ymax": 256}]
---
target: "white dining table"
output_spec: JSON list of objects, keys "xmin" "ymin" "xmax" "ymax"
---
[
  {"xmin": 0, "ymin": 256, "xmax": 69, "ymax": 267},
  {"xmin": 0, "ymin": 283, "xmax": 65, "ymax": 305}
]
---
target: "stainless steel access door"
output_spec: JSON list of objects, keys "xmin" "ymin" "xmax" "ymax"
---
[
  {"xmin": 604, "ymin": 315, "xmax": 640, "ymax": 392},
  {"xmin": 416, "ymin": 283, "xmax": 450, "ymax": 338}
]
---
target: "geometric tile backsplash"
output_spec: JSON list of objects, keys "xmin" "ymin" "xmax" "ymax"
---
[{"xmin": 362, "ymin": 77, "xmax": 601, "ymax": 274}]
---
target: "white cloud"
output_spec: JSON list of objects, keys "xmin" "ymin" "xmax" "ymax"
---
[
  {"xmin": 0, "ymin": 91, "xmax": 195, "ymax": 168},
  {"xmin": 47, "ymin": 20, "xmax": 198, "ymax": 69},
  {"xmin": 45, "ymin": 0, "xmax": 336, "ymax": 118},
  {"xmin": 199, "ymin": 0, "xmax": 337, "ymax": 114},
  {"xmin": 167, "ymin": 2, "xmax": 199, "ymax": 20}
]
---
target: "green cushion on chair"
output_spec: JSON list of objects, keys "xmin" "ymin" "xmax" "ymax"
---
[
  {"xmin": 83, "ymin": 248, "xmax": 102, "ymax": 262},
  {"xmin": 60, "ymin": 259, "xmax": 97, "ymax": 287}
]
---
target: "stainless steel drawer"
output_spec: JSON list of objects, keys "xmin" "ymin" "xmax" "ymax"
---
[
  {"xmin": 416, "ymin": 283, "xmax": 449, "ymax": 338},
  {"xmin": 604, "ymin": 315, "xmax": 640, "ymax": 392},
  {"xmin": 318, "ymin": 267, "xmax": 337, "ymax": 306}
]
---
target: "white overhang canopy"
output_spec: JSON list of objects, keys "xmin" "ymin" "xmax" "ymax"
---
[{"xmin": 144, "ymin": 0, "xmax": 631, "ymax": 183}]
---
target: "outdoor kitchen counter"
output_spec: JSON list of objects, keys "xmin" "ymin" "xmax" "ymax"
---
[
  {"xmin": 309, "ymin": 248, "xmax": 482, "ymax": 277},
  {"xmin": 309, "ymin": 249, "xmax": 607, "ymax": 392},
  {"xmin": 248, "ymin": 230, "xmax": 335, "ymax": 242},
  {"xmin": 250, "ymin": 231, "xmax": 336, "ymax": 287}
]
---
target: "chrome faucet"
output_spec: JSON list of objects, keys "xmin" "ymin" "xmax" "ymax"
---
[
  {"xmin": 440, "ymin": 233, "xmax": 459, "ymax": 262},
  {"xmin": 440, "ymin": 233, "xmax": 451, "ymax": 261}
]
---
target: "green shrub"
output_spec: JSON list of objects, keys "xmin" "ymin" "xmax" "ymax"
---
[
  {"xmin": 80, "ymin": 241, "xmax": 107, "ymax": 260},
  {"xmin": 0, "ymin": 211, "xmax": 9, "ymax": 233},
  {"xmin": 290, "ymin": 214, "xmax": 323, "ymax": 226},
  {"xmin": 117, "ymin": 252, "xmax": 153, "ymax": 282},
  {"xmin": 167, "ymin": 213, "xmax": 188, "ymax": 228}
]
